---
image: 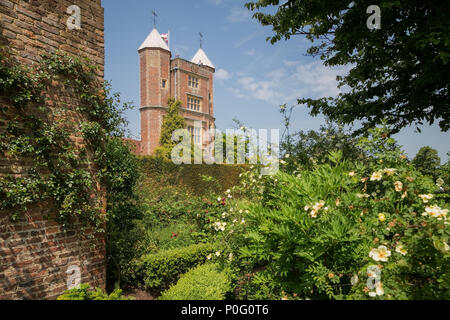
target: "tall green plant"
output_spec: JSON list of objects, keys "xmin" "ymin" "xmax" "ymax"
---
[{"xmin": 155, "ymin": 98, "xmax": 185, "ymax": 159}]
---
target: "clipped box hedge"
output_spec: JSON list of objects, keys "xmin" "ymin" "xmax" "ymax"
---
[
  {"xmin": 136, "ymin": 242, "xmax": 218, "ymax": 292},
  {"xmin": 159, "ymin": 263, "xmax": 233, "ymax": 300},
  {"xmin": 139, "ymin": 156, "xmax": 246, "ymax": 196}
]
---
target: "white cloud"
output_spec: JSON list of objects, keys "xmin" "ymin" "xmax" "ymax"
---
[
  {"xmin": 227, "ymin": 6, "xmax": 252, "ymax": 23},
  {"xmin": 230, "ymin": 61, "xmax": 350, "ymax": 105},
  {"xmin": 216, "ymin": 68, "xmax": 232, "ymax": 80}
]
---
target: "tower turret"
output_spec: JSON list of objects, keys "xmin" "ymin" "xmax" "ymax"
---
[{"xmin": 138, "ymin": 28, "xmax": 171, "ymax": 155}]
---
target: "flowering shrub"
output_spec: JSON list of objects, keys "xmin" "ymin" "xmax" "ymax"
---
[{"xmin": 233, "ymin": 127, "xmax": 449, "ymax": 300}]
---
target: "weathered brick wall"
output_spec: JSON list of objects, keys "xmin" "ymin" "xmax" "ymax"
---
[{"xmin": 0, "ymin": 0, "xmax": 106, "ymax": 300}]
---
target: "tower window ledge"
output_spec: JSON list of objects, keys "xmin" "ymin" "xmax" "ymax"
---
[{"xmin": 187, "ymin": 93, "xmax": 203, "ymax": 99}]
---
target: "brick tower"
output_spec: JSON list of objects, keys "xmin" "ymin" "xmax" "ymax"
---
[{"xmin": 138, "ymin": 28, "xmax": 216, "ymax": 155}]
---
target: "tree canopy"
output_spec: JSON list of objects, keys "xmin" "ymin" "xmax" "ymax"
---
[
  {"xmin": 412, "ymin": 146, "xmax": 441, "ymax": 179},
  {"xmin": 245, "ymin": 0, "xmax": 450, "ymax": 134}
]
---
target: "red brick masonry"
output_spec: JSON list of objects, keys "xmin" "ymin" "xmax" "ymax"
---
[{"xmin": 0, "ymin": 0, "xmax": 106, "ymax": 300}]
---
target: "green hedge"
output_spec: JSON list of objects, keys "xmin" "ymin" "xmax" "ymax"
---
[
  {"xmin": 136, "ymin": 242, "xmax": 218, "ymax": 292},
  {"xmin": 159, "ymin": 263, "xmax": 233, "ymax": 300},
  {"xmin": 139, "ymin": 156, "xmax": 246, "ymax": 196},
  {"xmin": 57, "ymin": 284, "xmax": 133, "ymax": 300}
]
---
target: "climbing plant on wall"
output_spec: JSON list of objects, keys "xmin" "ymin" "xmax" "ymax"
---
[{"xmin": 0, "ymin": 46, "xmax": 135, "ymax": 232}]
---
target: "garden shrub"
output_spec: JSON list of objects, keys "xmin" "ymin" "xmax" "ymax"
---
[
  {"xmin": 159, "ymin": 263, "xmax": 233, "ymax": 300},
  {"xmin": 138, "ymin": 183, "xmax": 205, "ymax": 226},
  {"xmin": 57, "ymin": 284, "xmax": 133, "ymax": 300},
  {"xmin": 134, "ymin": 242, "xmax": 219, "ymax": 292},
  {"xmin": 233, "ymin": 126, "xmax": 449, "ymax": 300},
  {"xmin": 139, "ymin": 156, "xmax": 246, "ymax": 196}
]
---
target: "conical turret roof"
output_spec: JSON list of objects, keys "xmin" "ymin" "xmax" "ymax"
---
[
  {"xmin": 191, "ymin": 48, "xmax": 215, "ymax": 69},
  {"xmin": 139, "ymin": 28, "xmax": 170, "ymax": 51}
]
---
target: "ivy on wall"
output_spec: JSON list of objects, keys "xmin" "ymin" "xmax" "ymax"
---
[{"xmin": 0, "ymin": 46, "xmax": 132, "ymax": 231}]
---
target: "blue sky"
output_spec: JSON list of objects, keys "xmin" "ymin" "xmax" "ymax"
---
[{"xmin": 103, "ymin": 0, "xmax": 449, "ymax": 161}]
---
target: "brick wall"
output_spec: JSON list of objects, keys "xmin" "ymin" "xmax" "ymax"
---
[{"xmin": 0, "ymin": 0, "xmax": 106, "ymax": 300}]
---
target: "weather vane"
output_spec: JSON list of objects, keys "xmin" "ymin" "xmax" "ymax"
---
[
  {"xmin": 199, "ymin": 32, "xmax": 203, "ymax": 48},
  {"xmin": 152, "ymin": 10, "xmax": 158, "ymax": 28}
]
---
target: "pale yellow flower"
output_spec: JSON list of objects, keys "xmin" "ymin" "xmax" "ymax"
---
[
  {"xmin": 375, "ymin": 282, "xmax": 384, "ymax": 296},
  {"xmin": 422, "ymin": 205, "xmax": 448, "ymax": 220},
  {"xmin": 378, "ymin": 213, "xmax": 386, "ymax": 222},
  {"xmin": 349, "ymin": 171, "xmax": 356, "ymax": 177},
  {"xmin": 313, "ymin": 200, "xmax": 326, "ymax": 210},
  {"xmin": 369, "ymin": 246, "xmax": 391, "ymax": 262},
  {"xmin": 394, "ymin": 181, "xmax": 403, "ymax": 192},
  {"xmin": 383, "ymin": 168, "xmax": 397, "ymax": 176},
  {"xmin": 370, "ymin": 171, "xmax": 383, "ymax": 181},
  {"xmin": 395, "ymin": 244, "xmax": 407, "ymax": 256},
  {"xmin": 350, "ymin": 274, "xmax": 359, "ymax": 286},
  {"xmin": 418, "ymin": 194, "xmax": 434, "ymax": 203}
]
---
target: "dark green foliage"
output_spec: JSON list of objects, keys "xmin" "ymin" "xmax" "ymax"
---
[
  {"xmin": 134, "ymin": 243, "xmax": 218, "ymax": 292},
  {"xmin": 245, "ymin": 0, "xmax": 450, "ymax": 133},
  {"xmin": 235, "ymin": 271, "xmax": 283, "ymax": 300},
  {"xmin": 412, "ymin": 146, "xmax": 441, "ymax": 179},
  {"xmin": 57, "ymin": 284, "xmax": 133, "ymax": 300},
  {"xmin": 159, "ymin": 263, "xmax": 233, "ymax": 300}
]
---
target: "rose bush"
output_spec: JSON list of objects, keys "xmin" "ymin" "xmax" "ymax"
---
[{"xmin": 221, "ymin": 126, "xmax": 449, "ymax": 300}]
